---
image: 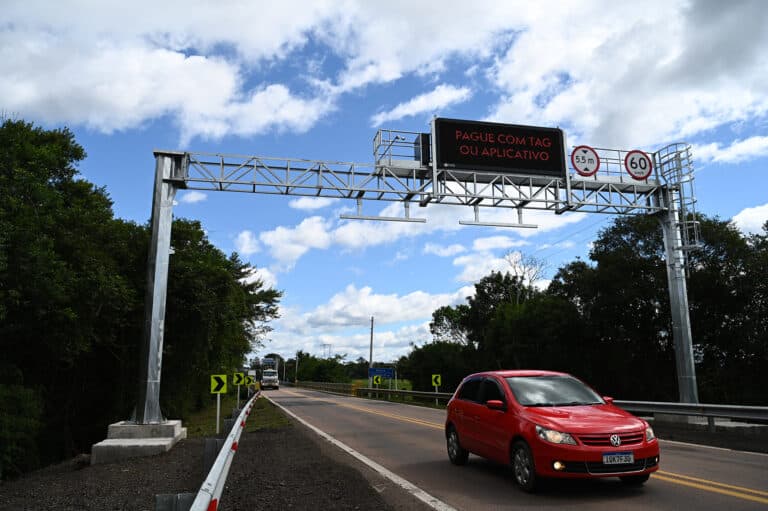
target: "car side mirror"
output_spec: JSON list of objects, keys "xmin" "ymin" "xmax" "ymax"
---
[
  {"xmin": 603, "ymin": 396, "xmax": 614, "ymax": 405},
  {"xmin": 486, "ymin": 400, "xmax": 506, "ymax": 411}
]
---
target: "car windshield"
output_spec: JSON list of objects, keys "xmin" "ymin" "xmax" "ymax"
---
[
  {"xmin": 505, "ymin": 376, "xmax": 604, "ymax": 407},
  {"xmin": 263, "ymin": 370, "xmax": 277, "ymax": 377}
]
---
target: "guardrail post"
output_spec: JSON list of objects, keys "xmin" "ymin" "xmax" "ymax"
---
[
  {"xmin": 155, "ymin": 493, "xmax": 195, "ymax": 511},
  {"xmin": 203, "ymin": 438, "xmax": 225, "ymax": 477}
]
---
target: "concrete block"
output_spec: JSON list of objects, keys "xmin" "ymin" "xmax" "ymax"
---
[
  {"xmin": 107, "ymin": 420, "xmax": 185, "ymax": 439},
  {"xmin": 90, "ymin": 420, "xmax": 187, "ymax": 465}
]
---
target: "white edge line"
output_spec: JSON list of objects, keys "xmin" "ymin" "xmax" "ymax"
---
[{"xmin": 266, "ymin": 395, "xmax": 457, "ymax": 511}]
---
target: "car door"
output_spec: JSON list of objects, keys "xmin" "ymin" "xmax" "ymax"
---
[
  {"xmin": 452, "ymin": 377, "xmax": 483, "ymax": 453},
  {"xmin": 471, "ymin": 377, "xmax": 512, "ymax": 463}
]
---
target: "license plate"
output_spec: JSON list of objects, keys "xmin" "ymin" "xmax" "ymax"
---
[{"xmin": 603, "ymin": 452, "xmax": 634, "ymax": 465}]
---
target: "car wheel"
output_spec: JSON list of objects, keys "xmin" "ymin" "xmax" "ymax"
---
[
  {"xmin": 620, "ymin": 474, "xmax": 650, "ymax": 486},
  {"xmin": 511, "ymin": 440, "xmax": 538, "ymax": 493},
  {"xmin": 446, "ymin": 426, "xmax": 469, "ymax": 465}
]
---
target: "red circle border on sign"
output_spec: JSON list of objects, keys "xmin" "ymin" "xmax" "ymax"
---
[
  {"xmin": 571, "ymin": 145, "xmax": 600, "ymax": 177},
  {"xmin": 624, "ymin": 150, "xmax": 653, "ymax": 180}
]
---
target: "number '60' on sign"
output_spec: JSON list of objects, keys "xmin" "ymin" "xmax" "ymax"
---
[{"xmin": 624, "ymin": 150, "xmax": 653, "ymax": 181}]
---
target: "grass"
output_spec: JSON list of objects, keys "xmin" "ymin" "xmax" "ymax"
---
[
  {"xmin": 352, "ymin": 378, "xmax": 413, "ymax": 391},
  {"xmin": 184, "ymin": 392, "xmax": 291, "ymax": 438}
]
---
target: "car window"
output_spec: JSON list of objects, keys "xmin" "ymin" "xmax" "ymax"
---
[
  {"xmin": 505, "ymin": 375, "xmax": 603, "ymax": 406},
  {"xmin": 457, "ymin": 378, "xmax": 482, "ymax": 402},
  {"xmin": 481, "ymin": 379, "xmax": 505, "ymax": 403}
]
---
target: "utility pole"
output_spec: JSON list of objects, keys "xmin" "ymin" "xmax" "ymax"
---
[{"xmin": 368, "ymin": 316, "xmax": 374, "ymax": 388}]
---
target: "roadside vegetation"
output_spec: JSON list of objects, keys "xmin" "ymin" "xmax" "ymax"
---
[
  {"xmin": 184, "ymin": 394, "xmax": 291, "ymax": 437},
  {"xmin": 0, "ymin": 119, "xmax": 281, "ymax": 479}
]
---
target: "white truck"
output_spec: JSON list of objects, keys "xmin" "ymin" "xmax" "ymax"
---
[{"xmin": 261, "ymin": 368, "xmax": 279, "ymax": 389}]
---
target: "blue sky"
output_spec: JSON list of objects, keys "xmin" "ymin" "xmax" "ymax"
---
[{"xmin": 3, "ymin": 1, "xmax": 768, "ymax": 364}]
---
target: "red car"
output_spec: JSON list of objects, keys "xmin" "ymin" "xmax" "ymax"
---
[{"xmin": 445, "ymin": 370, "xmax": 660, "ymax": 492}]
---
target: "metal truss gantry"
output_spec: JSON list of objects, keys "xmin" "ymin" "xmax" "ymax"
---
[{"xmin": 134, "ymin": 131, "xmax": 700, "ymax": 424}]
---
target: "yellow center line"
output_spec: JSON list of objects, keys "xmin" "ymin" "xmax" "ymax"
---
[
  {"xmin": 656, "ymin": 470, "xmax": 768, "ymax": 498},
  {"xmin": 280, "ymin": 389, "xmax": 767, "ymax": 504},
  {"xmin": 281, "ymin": 389, "xmax": 443, "ymax": 430},
  {"xmin": 653, "ymin": 474, "xmax": 768, "ymax": 505}
]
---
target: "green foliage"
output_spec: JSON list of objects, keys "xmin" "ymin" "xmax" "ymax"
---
[
  {"xmin": 0, "ymin": 372, "xmax": 43, "ymax": 479},
  {"xmin": 410, "ymin": 215, "xmax": 767, "ymax": 404},
  {"xmin": 397, "ymin": 341, "xmax": 474, "ymax": 392},
  {"xmin": 0, "ymin": 119, "xmax": 281, "ymax": 477},
  {"xmin": 295, "ymin": 352, "xmax": 353, "ymax": 383}
]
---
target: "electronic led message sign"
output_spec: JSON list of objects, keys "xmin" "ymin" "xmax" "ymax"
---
[{"xmin": 434, "ymin": 118, "xmax": 566, "ymax": 177}]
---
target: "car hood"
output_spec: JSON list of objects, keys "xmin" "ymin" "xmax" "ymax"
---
[{"xmin": 523, "ymin": 404, "xmax": 645, "ymax": 433}]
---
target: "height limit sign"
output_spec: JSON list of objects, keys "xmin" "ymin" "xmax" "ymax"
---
[{"xmin": 571, "ymin": 145, "xmax": 600, "ymax": 177}]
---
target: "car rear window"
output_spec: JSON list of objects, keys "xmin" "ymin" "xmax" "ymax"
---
[{"xmin": 505, "ymin": 376, "xmax": 603, "ymax": 406}]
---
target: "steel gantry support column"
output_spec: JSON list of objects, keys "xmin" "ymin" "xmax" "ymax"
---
[
  {"xmin": 135, "ymin": 151, "xmax": 184, "ymax": 424},
  {"xmin": 660, "ymin": 191, "xmax": 699, "ymax": 404}
]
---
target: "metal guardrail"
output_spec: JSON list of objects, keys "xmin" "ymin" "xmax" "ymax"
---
[
  {"xmin": 356, "ymin": 387, "xmax": 453, "ymax": 403},
  {"xmin": 615, "ymin": 400, "xmax": 768, "ymax": 422},
  {"xmin": 296, "ymin": 381, "xmax": 357, "ymax": 395},
  {"xmin": 336, "ymin": 385, "xmax": 768, "ymax": 422},
  {"xmin": 189, "ymin": 391, "xmax": 260, "ymax": 511}
]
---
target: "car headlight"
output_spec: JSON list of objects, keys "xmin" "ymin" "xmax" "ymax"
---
[
  {"xmin": 536, "ymin": 425, "xmax": 577, "ymax": 445},
  {"xmin": 645, "ymin": 426, "xmax": 656, "ymax": 442}
]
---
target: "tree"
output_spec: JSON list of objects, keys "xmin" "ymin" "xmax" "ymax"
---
[
  {"xmin": 429, "ymin": 304, "xmax": 470, "ymax": 345},
  {"xmin": 505, "ymin": 251, "xmax": 549, "ymax": 305},
  {"xmin": 0, "ymin": 119, "xmax": 283, "ymax": 477}
]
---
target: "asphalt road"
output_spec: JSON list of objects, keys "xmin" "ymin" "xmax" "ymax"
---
[{"xmin": 265, "ymin": 388, "xmax": 768, "ymax": 511}]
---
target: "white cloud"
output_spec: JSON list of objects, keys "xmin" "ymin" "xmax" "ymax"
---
[
  {"xmin": 288, "ymin": 197, "xmax": 340, "ymax": 210},
  {"xmin": 536, "ymin": 240, "xmax": 576, "ymax": 251},
  {"xmin": 423, "ymin": 242, "xmax": 466, "ymax": 257},
  {"xmin": 692, "ymin": 136, "xmax": 768, "ymax": 165},
  {"xmin": 472, "ymin": 236, "xmax": 528, "ymax": 252},
  {"xmin": 179, "ymin": 191, "xmax": 207, "ymax": 204},
  {"xmin": 248, "ymin": 202, "xmax": 587, "ymax": 272},
  {"xmin": 6, "ymin": 1, "xmax": 766, "ymax": 149},
  {"xmin": 260, "ymin": 216, "xmax": 333, "ymax": 271},
  {"xmin": 234, "ymin": 230, "xmax": 260, "ymax": 256},
  {"xmin": 300, "ymin": 284, "xmax": 472, "ymax": 331},
  {"xmin": 241, "ymin": 266, "xmax": 278, "ymax": 290},
  {"xmin": 371, "ymin": 84, "xmax": 472, "ymax": 127},
  {"xmin": 261, "ymin": 321, "xmax": 433, "ymax": 363},
  {"xmin": 732, "ymin": 203, "xmax": 768, "ymax": 235},
  {"xmin": 453, "ymin": 252, "xmax": 509, "ymax": 283},
  {"xmin": 485, "ymin": 2, "xmax": 768, "ymax": 149}
]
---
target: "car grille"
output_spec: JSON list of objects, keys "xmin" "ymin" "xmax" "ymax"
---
[
  {"xmin": 563, "ymin": 456, "xmax": 658, "ymax": 474},
  {"xmin": 577, "ymin": 432, "xmax": 645, "ymax": 447}
]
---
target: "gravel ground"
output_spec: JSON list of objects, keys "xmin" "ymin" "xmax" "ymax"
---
[{"xmin": 0, "ymin": 412, "xmax": 429, "ymax": 510}]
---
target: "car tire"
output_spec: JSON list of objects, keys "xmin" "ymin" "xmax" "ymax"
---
[
  {"xmin": 620, "ymin": 474, "xmax": 650, "ymax": 486},
  {"xmin": 446, "ymin": 426, "xmax": 469, "ymax": 465},
  {"xmin": 511, "ymin": 440, "xmax": 538, "ymax": 493}
]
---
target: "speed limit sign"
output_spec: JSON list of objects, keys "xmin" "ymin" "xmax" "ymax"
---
[{"xmin": 624, "ymin": 150, "xmax": 653, "ymax": 180}]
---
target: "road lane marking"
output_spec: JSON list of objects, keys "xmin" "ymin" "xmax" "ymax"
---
[
  {"xmin": 280, "ymin": 389, "xmax": 768, "ymax": 505},
  {"xmin": 266, "ymin": 395, "xmax": 457, "ymax": 511},
  {"xmin": 653, "ymin": 473, "xmax": 768, "ymax": 505},
  {"xmin": 282, "ymin": 389, "xmax": 444, "ymax": 430}
]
